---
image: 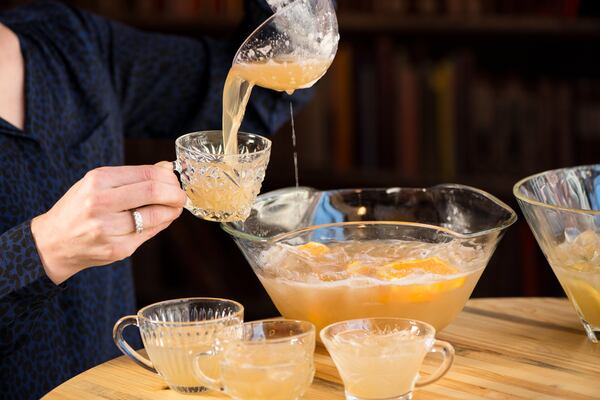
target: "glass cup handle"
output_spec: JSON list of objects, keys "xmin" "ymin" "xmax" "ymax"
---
[
  {"xmin": 415, "ymin": 339, "xmax": 455, "ymax": 387},
  {"xmin": 172, "ymin": 160, "xmax": 182, "ymax": 175},
  {"xmin": 172, "ymin": 160, "xmax": 194, "ymax": 211},
  {"xmin": 112, "ymin": 315, "xmax": 157, "ymax": 373},
  {"xmin": 172, "ymin": 160, "xmax": 185, "ymax": 187},
  {"xmin": 192, "ymin": 349, "xmax": 223, "ymax": 391}
]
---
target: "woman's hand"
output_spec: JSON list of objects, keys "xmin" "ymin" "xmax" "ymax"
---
[{"xmin": 31, "ymin": 162, "xmax": 186, "ymax": 284}]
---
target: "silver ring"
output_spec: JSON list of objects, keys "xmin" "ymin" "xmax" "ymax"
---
[{"xmin": 132, "ymin": 210, "xmax": 143, "ymax": 234}]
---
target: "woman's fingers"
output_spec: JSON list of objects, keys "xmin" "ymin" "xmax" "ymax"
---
[
  {"xmin": 107, "ymin": 180, "xmax": 187, "ymax": 211},
  {"xmin": 84, "ymin": 165, "xmax": 180, "ymax": 190},
  {"xmin": 154, "ymin": 161, "xmax": 175, "ymax": 171},
  {"xmin": 32, "ymin": 163, "xmax": 185, "ymax": 285},
  {"xmin": 109, "ymin": 205, "xmax": 183, "ymax": 236}
]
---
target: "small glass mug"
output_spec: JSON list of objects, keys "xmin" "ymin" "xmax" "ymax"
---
[
  {"xmin": 173, "ymin": 130, "xmax": 271, "ymax": 223},
  {"xmin": 321, "ymin": 318, "xmax": 455, "ymax": 400},
  {"xmin": 113, "ymin": 297, "xmax": 244, "ymax": 394},
  {"xmin": 193, "ymin": 319, "xmax": 316, "ymax": 400}
]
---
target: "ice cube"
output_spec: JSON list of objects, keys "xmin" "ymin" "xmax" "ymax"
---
[{"xmin": 564, "ymin": 227, "xmax": 581, "ymax": 243}]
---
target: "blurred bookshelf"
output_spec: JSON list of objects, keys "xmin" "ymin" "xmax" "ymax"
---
[
  {"xmin": 339, "ymin": 14, "xmax": 600, "ymax": 37},
  {"xmin": 2, "ymin": 0, "xmax": 599, "ymax": 316}
]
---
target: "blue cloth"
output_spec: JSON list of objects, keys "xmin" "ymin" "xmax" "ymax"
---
[{"xmin": 0, "ymin": 1, "xmax": 309, "ymax": 398}]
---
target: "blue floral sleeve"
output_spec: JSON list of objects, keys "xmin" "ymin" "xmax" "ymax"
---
[{"xmin": 0, "ymin": 221, "xmax": 63, "ymax": 325}]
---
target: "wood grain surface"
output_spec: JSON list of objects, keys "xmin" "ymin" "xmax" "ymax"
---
[{"xmin": 44, "ymin": 298, "xmax": 600, "ymax": 400}]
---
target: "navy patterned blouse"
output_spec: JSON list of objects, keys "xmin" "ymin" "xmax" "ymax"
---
[{"xmin": 0, "ymin": 1, "xmax": 308, "ymax": 398}]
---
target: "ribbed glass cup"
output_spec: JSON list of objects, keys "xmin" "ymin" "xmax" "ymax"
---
[
  {"xmin": 514, "ymin": 165, "xmax": 600, "ymax": 343},
  {"xmin": 113, "ymin": 297, "xmax": 244, "ymax": 393}
]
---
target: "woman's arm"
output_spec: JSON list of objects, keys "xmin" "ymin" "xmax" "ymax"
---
[
  {"xmin": 0, "ymin": 163, "xmax": 184, "ymax": 300},
  {"xmin": 75, "ymin": 0, "xmax": 312, "ymax": 139}
]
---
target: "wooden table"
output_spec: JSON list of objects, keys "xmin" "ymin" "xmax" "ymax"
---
[{"xmin": 44, "ymin": 298, "xmax": 600, "ymax": 400}]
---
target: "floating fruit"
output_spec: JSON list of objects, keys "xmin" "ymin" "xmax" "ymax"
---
[
  {"xmin": 346, "ymin": 261, "xmax": 372, "ymax": 276},
  {"xmin": 297, "ymin": 242, "xmax": 330, "ymax": 257},
  {"xmin": 375, "ymin": 257, "xmax": 459, "ymax": 280},
  {"xmin": 564, "ymin": 278, "xmax": 600, "ymax": 326}
]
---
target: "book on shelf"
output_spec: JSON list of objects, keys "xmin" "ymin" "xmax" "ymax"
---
[
  {"xmin": 463, "ymin": 0, "xmax": 485, "ymax": 16},
  {"xmin": 355, "ymin": 45, "xmax": 379, "ymax": 169},
  {"xmin": 431, "ymin": 59, "xmax": 456, "ymax": 180},
  {"xmin": 563, "ymin": 0, "xmax": 581, "ymax": 17},
  {"xmin": 164, "ymin": 0, "xmax": 201, "ymax": 17},
  {"xmin": 453, "ymin": 52, "xmax": 472, "ymax": 176},
  {"xmin": 509, "ymin": 78, "xmax": 538, "ymax": 175},
  {"xmin": 554, "ymin": 81, "xmax": 573, "ymax": 167},
  {"xmin": 419, "ymin": 61, "xmax": 439, "ymax": 178},
  {"xmin": 372, "ymin": 0, "xmax": 411, "ymax": 14},
  {"xmin": 376, "ymin": 37, "xmax": 396, "ymax": 169},
  {"xmin": 395, "ymin": 52, "xmax": 420, "ymax": 179},
  {"xmin": 416, "ymin": 0, "xmax": 440, "ymax": 15},
  {"xmin": 329, "ymin": 44, "xmax": 355, "ymax": 171},
  {"xmin": 538, "ymin": 80, "xmax": 556, "ymax": 172},
  {"xmin": 293, "ymin": 79, "xmax": 330, "ymax": 173},
  {"xmin": 466, "ymin": 75, "xmax": 494, "ymax": 174}
]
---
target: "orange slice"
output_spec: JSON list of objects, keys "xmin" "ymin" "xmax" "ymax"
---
[
  {"xmin": 407, "ymin": 278, "xmax": 466, "ymax": 302},
  {"xmin": 568, "ymin": 262, "xmax": 595, "ymax": 273},
  {"xmin": 376, "ymin": 257, "xmax": 458, "ymax": 280},
  {"xmin": 563, "ymin": 278, "xmax": 600, "ymax": 326},
  {"xmin": 372, "ymin": 257, "xmax": 465, "ymax": 302},
  {"xmin": 297, "ymin": 242, "xmax": 330, "ymax": 257},
  {"xmin": 346, "ymin": 261, "xmax": 372, "ymax": 276}
]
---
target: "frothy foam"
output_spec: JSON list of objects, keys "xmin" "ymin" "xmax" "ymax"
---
[
  {"xmin": 258, "ymin": 239, "xmax": 486, "ymax": 286},
  {"xmin": 263, "ymin": 0, "xmax": 339, "ymax": 61}
]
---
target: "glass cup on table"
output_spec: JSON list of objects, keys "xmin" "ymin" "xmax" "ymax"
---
[
  {"xmin": 321, "ymin": 318, "xmax": 455, "ymax": 400},
  {"xmin": 173, "ymin": 131, "xmax": 271, "ymax": 222},
  {"xmin": 112, "ymin": 297, "xmax": 243, "ymax": 394},
  {"xmin": 193, "ymin": 319, "xmax": 316, "ymax": 400},
  {"xmin": 514, "ymin": 164, "xmax": 600, "ymax": 343}
]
